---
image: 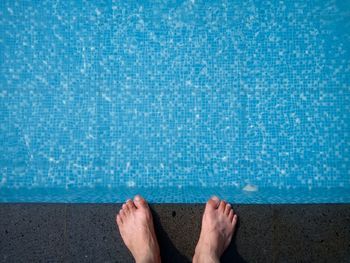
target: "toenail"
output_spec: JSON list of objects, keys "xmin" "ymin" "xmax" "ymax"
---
[{"xmin": 134, "ymin": 195, "xmax": 141, "ymax": 201}]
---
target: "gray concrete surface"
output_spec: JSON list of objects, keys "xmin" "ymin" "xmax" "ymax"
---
[{"xmin": 0, "ymin": 204, "xmax": 349, "ymax": 262}]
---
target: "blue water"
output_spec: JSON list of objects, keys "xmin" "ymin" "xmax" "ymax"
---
[{"xmin": 0, "ymin": 0, "xmax": 349, "ymax": 203}]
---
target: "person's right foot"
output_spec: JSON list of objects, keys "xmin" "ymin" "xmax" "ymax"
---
[{"xmin": 193, "ymin": 196, "xmax": 238, "ymax": 263}]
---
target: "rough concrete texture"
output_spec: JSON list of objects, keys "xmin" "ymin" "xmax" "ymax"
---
[{"xmin": 1, "ymin": 204, "xmax": 349, "ymax": 262}]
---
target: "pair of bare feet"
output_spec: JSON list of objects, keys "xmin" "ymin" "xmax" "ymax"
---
[{"xmin": 116, "ymin": 195, "xmax": 238, "ymax": 263}]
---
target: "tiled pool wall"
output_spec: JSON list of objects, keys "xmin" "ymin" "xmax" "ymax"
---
[
  {"xmin": 1, "ymin": 187, "xmax": 350, "ymax": 203},
  {"xmin": 0, "ymin": 0, "xmax": 349, "ymax": 203}
]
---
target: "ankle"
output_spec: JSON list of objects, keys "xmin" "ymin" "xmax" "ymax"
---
[
  {"xmin": 193, "ymin": 253, "xmax": 219, "ymax": 263},
  {"xmin": 193, "ymin": 246, "xmax": 219, "ymax": 263},
  {"xmin": 134, "ymin": 248, "xmax": 161, "ymax": 263}
]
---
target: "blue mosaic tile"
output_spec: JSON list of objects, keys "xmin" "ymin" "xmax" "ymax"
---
[{"xmin": 0, "ymin": 0, "xmax": 349, "ymax": 203}]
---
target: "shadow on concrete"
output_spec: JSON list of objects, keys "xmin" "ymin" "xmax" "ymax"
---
[{"xmin": 151, "ymin": 207, "xmax": 191, "ymax": 263}]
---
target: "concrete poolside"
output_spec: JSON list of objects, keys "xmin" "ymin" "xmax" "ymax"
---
[{"xmin": 1, "ymin": 203, "xmax": 349, "ymax": 262}]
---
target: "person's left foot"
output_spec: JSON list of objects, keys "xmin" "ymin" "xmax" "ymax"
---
[
  {"xmin": 193, "ymin": 196, "xmax": 237, "ymax": 263},
  {"xmin": 116, "ymin": 195, "xmax": 161, "ymax": 263}
]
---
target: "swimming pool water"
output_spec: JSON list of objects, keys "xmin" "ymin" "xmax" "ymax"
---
[{"xmin": 0, "ymin": 0, "xmax": 349, "ymax": 203}]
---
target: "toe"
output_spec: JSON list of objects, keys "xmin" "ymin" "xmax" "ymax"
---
[
  {"xmin": 232, "ymin": 214, "xmax": 238, "ymax": 226},
  {"xmin": 116, "ymin": 214, "xmax": 123, "ymax": 225},
  {"xmin": 224, "ymin": 203, "xmax": 231, "ymax": 216},
  {"xmin": 228, "ymin": 210, "xmax": 234, "ymax": 221},
  {"xmin": 126, "ymin": 199, "xmax": 136, "ymax": 210},
  {"xmin": 122, "ymin": 203, "xmax": 129, "ymax": 214},
  {"xmin": 133, "ymin": 195, "xmax": 148, "ymax": 209},
  {"xmin": 119, "ymin": 209, "xmax": 126, "ymax": 220},
  {"xmin": 206, "ymin": 196, "xmax": 220, "ymax": 211},
  {"xmin": 218, "ymin": 200, "xmax": 226, "ymax": 213}
]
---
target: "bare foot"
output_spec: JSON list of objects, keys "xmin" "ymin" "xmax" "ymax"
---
[
  {"xmin": 116, "ymin": 195, "xmax": 161, "ymax": 263},
  {"xmin": 193, "ymin": 196, "xmax": 238, "ymax": 263}
]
